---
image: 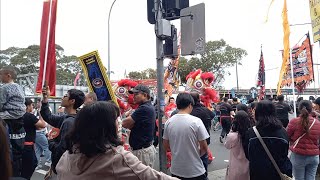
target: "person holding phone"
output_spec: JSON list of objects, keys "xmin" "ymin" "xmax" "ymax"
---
[{"xmin": 40, "ymin": 85, "xmax": 85, "ymax": 179}]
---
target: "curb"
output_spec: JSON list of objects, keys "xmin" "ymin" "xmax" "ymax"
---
[{"xmin": 208, "ymin": 168, "xmax": 226, "ymax": 179}]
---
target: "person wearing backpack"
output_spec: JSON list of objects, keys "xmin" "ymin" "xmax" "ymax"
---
[{"xmin": 40, "ymin": 86, "xmax": 85, "ymax": 178}]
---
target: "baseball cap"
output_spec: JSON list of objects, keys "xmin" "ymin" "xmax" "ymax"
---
[
  {"xmin": 129, "ymin": 84, "xmax": 150, "ymax": 96},
  {"xmin": 315, "ymin": 97, "xmax": 320, "ymax": 105}
]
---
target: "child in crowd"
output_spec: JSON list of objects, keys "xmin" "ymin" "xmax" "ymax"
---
[{"xmin": 0, "ymin": 66, "xmax": 26, "ymax": 120}]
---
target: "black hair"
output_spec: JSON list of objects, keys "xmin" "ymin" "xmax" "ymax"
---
[
  {"xmin": 169, "ymin": 97, "xmax": 175, "ymax": 100},
  {"xmin": 66, "ymin": 101, "xmax": 123, "ymax": 157},
  {"xmin": 232, "ymin": 110, "xmax": 250, "ymax": 142},
  {"xmin": 248, "ymin": 98, "xmax": 254, "ymax": 104},
  {"xmin": 176, "ymin": 93, "xmax": 194, "ymax": 110},
  {"xmin": 298, "ymin": 100, "xmax": 313, "ymax": 133},
  {"xmin": 190, "ymin": 92, "xmax": 200, "ymax": 103},
  {"xmin": 223, "ymin": 97, "xmax": 228, "ymax": 102},
  {"xmin": 233, "ymin": 97, "xmax": 238, "ymax": 102},
  {"xmin": 255, "ymin": 100, "xmax": 282, "ymax": 129},
  {"xmin": 25, "ymin": 98, "xmax": 33, "ymax": 106},
  {"xmin": 277, "ymin": 95, "xmax": 284, "ymax": 102},
  {"xmin": 297, "ymin": 97, "xmax": 303, "ymax": 103},
  {"xmin": 236, "ymin": 104, "xmax": 248, "ymax": 113},
  {"xmin": 249, "ymin": 102, "xmax": 258, "ymax": 110},
  {"xmin": 68, "ymin": 89, "xmax": 85, "ymax": 109}
]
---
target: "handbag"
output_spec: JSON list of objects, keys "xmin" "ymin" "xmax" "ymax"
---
[{"xmin": 253, "ymin": 126, "xmax": 292, "ymax": 180}]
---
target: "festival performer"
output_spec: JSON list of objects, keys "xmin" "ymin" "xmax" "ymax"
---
[
  {"xmin": 185, "ymin": 69, "xmax": 219, "ymax": 108},
  {"xmin": 112, "ymin": 79, "xmax": 138, "ymax": 114}
]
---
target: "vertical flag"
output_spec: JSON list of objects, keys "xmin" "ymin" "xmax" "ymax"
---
[
  {"xmin": 36, "ymin": 0, "xmax": 58, "ymax": 96},
  {"xmin": 277, "ymin": 0, "xmax": 290, "ymax": 95},
  {"xmin": 73, "ymin": 72, "xmax": 81, "ymax": 88},
  {"xmin": 257, "ymin": 48, "xmax": 265, "ymax": 100}
]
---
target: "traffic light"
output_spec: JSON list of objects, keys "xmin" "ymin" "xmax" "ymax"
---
[
  {"xmin": 162, "ymin": 0, "xmax": 189, "ymax": 19},
  {"xmin": 163, "ymin": 26, "xmax": 178, "ymax": 58},
  {"xmin": 147, "ymin": 0, "xmax": 189, "ymax": 24},
  {"xmin": 147, "ymin": 0, "xmax": 156, "ymax": 24}
]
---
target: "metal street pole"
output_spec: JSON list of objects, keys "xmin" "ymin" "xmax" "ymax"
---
[
  {"xmin": 235, "ymin": 62, "xmax": 239, "ymax": 94},
  {"xmin": 108, "ymin": 0, "xmax": 118, "ymax": 79},
  {"xmin": 154, "ymin": 0, "xmax": 167, "ymax": 173}
]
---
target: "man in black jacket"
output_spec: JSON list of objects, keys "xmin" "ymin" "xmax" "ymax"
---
[
  {"xmin": 41, "ymin": 87, "xmax": 85, "ymax": 176},
  {"xmin": 190, "ymin": 92, "xmax": 214, "ymax": 177}
]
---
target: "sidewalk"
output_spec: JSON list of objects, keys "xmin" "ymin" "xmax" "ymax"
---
[{"xmin": 208, "ymin": 168, "xmax": 226, "ymax": 179}]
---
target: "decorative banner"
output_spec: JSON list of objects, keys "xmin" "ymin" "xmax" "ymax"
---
[
  {"xmin": 36, "ymin": 0, "xmax": 58, "ymax": 96},
  {"xmin": 309, "ymin": 0, "xmax": 320, "ymax": 42},
  {"xmin": 257, "ymin": 48, "xmax": 265, "ymax": 100},
  {"xmin": 277, "ymin": 0, "xmax": 290, "ymax": 95},
  {"xmin": 79, "ymin": 51, "xmax": 118, "ymax": 105},
  {"xmin": 281, "ymin": 34, "xmax": 314, "ymax": 92}
]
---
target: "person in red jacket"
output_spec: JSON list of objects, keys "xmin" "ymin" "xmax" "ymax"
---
[{"xmin": 287, "ymin": 100, "xmax": 320, "ymax": 180}]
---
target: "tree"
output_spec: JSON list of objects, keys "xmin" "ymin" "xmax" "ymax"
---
[
  {"xmin": 128, "ymin": 68, "xmax": 157, "ymax": 80},
  {"xmin": 0, "ymin": 44, "xmax": 85, "ymax": 86},
  {"xmin": 177, "ymin": 39, "xmax": 247, "ymax": 87}
]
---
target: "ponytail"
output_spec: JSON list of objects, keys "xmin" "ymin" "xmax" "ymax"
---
[{"xmin": 300, "ymin": 106, "xmax": 309, "ymax": 133}]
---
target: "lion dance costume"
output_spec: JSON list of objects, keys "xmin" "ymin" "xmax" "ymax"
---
[{"xmin": 113, "ymin": 79, "xmax": 139, "ymax": 150}]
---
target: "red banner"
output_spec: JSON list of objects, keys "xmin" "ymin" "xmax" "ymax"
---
[
  {"xmin": 36, "ymin": 0, "xmax": 58, "ymax": 96},
  {"xmin": 257, "ymin": 49, "xmax": 265, "ymax": 100}
]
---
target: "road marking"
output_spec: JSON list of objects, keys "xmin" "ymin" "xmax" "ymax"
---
[
  {"xmin": 35, "ymin": 169, "xmax": 48, "ymax": 175},
  {"xmin": 224, "ymin": 160, "xmax": 229, "ymax": 163}
]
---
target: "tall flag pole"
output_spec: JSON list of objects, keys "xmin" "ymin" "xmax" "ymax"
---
[
  {"xmin": 277, "ymin": 0, "xmax": 290, "ymax": 95},
  {"xmin": 257, "ymin": 45, "xmax": 265, "ymax": 100},
  {"xmin": 36, "ymin": 0, "xmax": 58, "ymax": 96}
]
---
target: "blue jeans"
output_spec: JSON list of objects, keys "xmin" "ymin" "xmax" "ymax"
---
[
  {"xmin": 35, "ymin": 131, "xmax": 51, "ymax": 163},
  {"xmin": 290, "ymin": 152, "xmax": 319, "ymax": 180},
  {"xmin": 200, "ymin": 153, "xmax": 208, "ymax": 178}
]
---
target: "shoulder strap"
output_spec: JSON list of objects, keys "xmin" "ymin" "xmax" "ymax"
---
[
  {"xmin": 292, "ymin": 118, "xmax": 316, "ymax": 149},
  {"xmin": 253, "ymin": 126, "xmax": 284, "ymax": 178}
]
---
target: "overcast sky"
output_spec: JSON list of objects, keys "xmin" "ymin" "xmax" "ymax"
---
[{"xmin": 1, "ymin": 0, "xmax": 319, "ymax": 90}]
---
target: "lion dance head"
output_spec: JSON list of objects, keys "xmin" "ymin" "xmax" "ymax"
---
[
  {"xmin": 113, "ymin": 79, "xmax": 139, "ymax": 114},
  {"xmin": 185, "ymin": 69, "xmax": 219, "ymax": 108}
]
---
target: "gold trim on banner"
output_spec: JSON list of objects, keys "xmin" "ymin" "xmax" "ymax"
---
[{"xmin": 78, "ymin": 51, "xmax": 118, "ymax": 106}]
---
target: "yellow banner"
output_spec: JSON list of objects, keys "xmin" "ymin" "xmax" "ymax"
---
[
  {"xmin": 309, "ymin": 0, "xmax": 320, "ymax": 42},
  {"xmin": 277, "ymin": 0, "xmax": 290, "ymax": 95}
]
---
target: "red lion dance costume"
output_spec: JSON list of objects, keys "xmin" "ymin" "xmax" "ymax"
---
[
  {"xmin": 185, "ymin": 69, "xmax": 219, "ymax": 109},
  {"xmin": 113, "ymin": 79, "xmax": 138, "ymax": 150},
  {"xmin": 185, "ymin": 69, "xmax": 219, "ymax": 163},
  {"xmin": 113, "ymin": 79, "xmax": 139, "ymax": 114}
]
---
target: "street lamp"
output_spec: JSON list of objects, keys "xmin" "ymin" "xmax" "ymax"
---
[{"xmin": 108, "ymin": 0, "xmax": 118, "ymax": 78}]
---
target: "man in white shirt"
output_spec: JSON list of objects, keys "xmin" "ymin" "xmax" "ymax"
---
[{"xmin": 163, "ymin": 93, "xmax": 209, "ymax": 180}]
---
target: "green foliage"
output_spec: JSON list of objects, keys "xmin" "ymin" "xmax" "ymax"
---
[
  {"xmin": 177, "ymin": 39, "xmax": 247, "ymax": 87},
  {"xmin": 0, "ymin": 44, "xmax": 85, "ymax": 86},
  {"xmin": 128, "ymin": 68, "xmax": 157, "ymax": 80}
]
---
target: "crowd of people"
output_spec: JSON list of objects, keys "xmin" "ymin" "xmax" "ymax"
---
[{"xmin": 1, "ymin": 65, "xmax": 320, "ymax": 180}]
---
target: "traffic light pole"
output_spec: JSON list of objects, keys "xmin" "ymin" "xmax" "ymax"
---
[{"xmin": 154, "ymin": 0, "xmax": 167, "ymax": 173}]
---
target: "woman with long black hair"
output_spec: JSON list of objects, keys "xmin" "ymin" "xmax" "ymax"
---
[
  {"xmin": 56, "ymin": 101, "xmax": 177, "ymax": 180},
  {"xmin": 225, "ymin": 110, "xmax": 250, "ymax": 180},
  {"xmin": 243, "ymin": 100, "xmax": 292, "ymax": 180}
]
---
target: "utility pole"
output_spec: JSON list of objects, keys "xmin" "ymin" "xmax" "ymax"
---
[
  {"xmin": 154, "ymin": 0, "xmax": 167, "ymax": 173},
  {"xmin": 235, "ymin": 62, "xmax": 239, "ymax": 95}
]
